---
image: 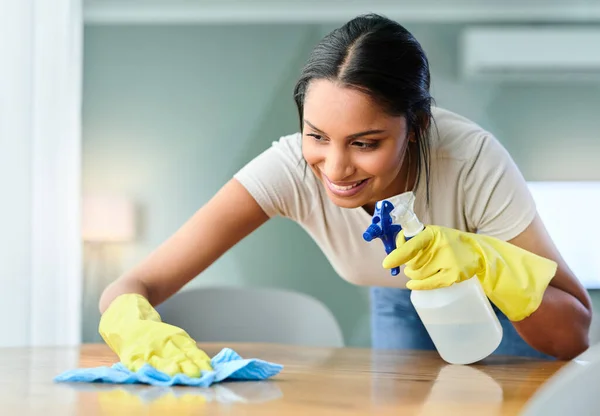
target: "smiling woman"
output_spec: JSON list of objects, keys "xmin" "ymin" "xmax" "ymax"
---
[
  {"xmin": 301, "ymin": 80, "xmax": 412, "ymax": 210},
  {"xmin": 98, "ymin": 13, "xmax": 591, "ymax": 370},
  {"xmin": 293, "ymin": 16, "xmax": 433, "ymax": 213}
]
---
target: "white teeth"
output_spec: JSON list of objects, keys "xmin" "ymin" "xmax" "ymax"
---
[{"xmin": 330, "ymin": 180, "xmax": 363, "ymax": 191}]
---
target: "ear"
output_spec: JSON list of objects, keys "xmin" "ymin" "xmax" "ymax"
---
[{"xmin": 408, "ymin": 131, "xmax": 417, "ymax": 143}]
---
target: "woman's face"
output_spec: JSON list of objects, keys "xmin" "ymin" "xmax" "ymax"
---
[{"xmin": 302, "ymin": 79, "xmax": 411, "ymax": 210}]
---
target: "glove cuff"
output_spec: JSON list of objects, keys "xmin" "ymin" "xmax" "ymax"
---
[
  {"xmin": 488, "ymin": 255, "xmax": 557, "ymax": 321},
  {"xmin": 105, "ymin": 293, "xmax": 161, "ymax": 321},
  {"xmin": 506, "ymin": 257, "xmax": 557, "ymax": 321}
]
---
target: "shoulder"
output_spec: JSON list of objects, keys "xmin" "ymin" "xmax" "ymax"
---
[
  {"xmin": 236, "ymin": 131, "xmax": 306, "ymax": 179},
  {"xmin": 429, "ymin": 106, "xmax": 499, "ymax": 163},
  {"xmin": 270, "ymin": 132, "xmax": 304, "ymax": 162},
  {"xmin": 429, "ymin": 108, "xmax": 535, "ymax": 240},
  {"xmin": 233, "ymin": 132, "xmax": 322, "ymax": 221},
  {"xmin": 428, "ymin": 106, "xmax": 516, "ymax": 183}
]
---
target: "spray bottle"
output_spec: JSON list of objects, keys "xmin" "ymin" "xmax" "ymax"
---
[{"xmin": 364, "ymin": 192, "xmax": 503, "ymax": 364}]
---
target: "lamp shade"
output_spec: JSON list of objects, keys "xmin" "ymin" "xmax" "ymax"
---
[{"xmin": 82, "ymin": 195, "xmax": 136, "ymax": 242}]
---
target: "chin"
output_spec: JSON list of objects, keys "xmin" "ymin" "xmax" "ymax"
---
[
  {"xmin": 324, "ymin": 191, "xmax": 369, "ymax": 209},
  {"xmin": 330, "ymin": 199, "xmax": 364, "ymax": 209}
]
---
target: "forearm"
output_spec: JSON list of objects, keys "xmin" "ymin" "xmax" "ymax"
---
[
  {"xmin": 512, "ymin": 285, "xmax": 591, "ymax": 360},
  {"xmin": 99, "ymin": 179, "xmax": 269, "ymax": 315},
  {"xmin": 97, "ymin": 235, "xmax": 221, "ymax": 314}
]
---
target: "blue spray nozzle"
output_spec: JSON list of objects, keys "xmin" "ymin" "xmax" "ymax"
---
[
  {"xmin": 362, "ymin": 201, "xmax": 402, "ymax": 276},
  {"xmin": 363, "ymin": 223, "xmax": 382, "ymax": 242}
]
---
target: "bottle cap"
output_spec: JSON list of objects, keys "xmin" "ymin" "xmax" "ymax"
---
[{"xmin": 390, "ymin": 192, "xmax": 424, "ymax": 238}]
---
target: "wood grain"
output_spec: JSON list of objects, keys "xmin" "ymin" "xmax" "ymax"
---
[{"xmin": 0, "ymin": 343, "xmax": 565, "ymax": 415}]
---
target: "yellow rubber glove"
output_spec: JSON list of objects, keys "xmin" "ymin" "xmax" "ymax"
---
[
  {"xmin": 99, "ymin": 293, "xmax": 212, "ymax": 377},
  {"xmin": 382, "ymin": 225, "xmax": 558, "ymax": 321}
]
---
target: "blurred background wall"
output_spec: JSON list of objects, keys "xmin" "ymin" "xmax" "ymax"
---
[{"xmin": 81, "ymin": 19, "xmax": 600, "ymax": 345}]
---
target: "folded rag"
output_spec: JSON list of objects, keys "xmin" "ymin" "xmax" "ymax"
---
[{"xmin": 54, "ymin": 348, "xmax": 283, "ymax": 387}]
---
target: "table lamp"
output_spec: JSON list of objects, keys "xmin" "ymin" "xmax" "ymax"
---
[
  {"xmin": 81, "ymin": 194, "xmax": 136, "ymax": 343},
  {"xmin": 82, "ymin": 195, "xmax": 136, "ymax": 243}
]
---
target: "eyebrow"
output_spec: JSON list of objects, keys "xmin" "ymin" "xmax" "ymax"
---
[{"xmin": 304, "ymin": 119, "xmax": 386, "ymax": 139}]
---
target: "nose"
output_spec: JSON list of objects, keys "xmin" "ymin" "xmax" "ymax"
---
[{"xmin": 323, "ymin": 147, "xmax": 355, "ymax": 182}]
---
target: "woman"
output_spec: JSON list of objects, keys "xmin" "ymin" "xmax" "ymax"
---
[{"xmin": 98, "ymin": 14, "xmax": 591, "ymax": 377}]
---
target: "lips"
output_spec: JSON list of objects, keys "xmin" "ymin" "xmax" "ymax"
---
[
  {"xmin": 322, "ymin": 174, "xmax": 370, "ymax": 198},
  {"xmin": 329, "ymin": 179, "xmax": 366, "ymax": 191}
]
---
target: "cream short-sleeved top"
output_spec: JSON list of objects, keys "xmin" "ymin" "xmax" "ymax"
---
[{"xmin": 233, "ymin": 107, "xmax": 537, "ymax": 288}]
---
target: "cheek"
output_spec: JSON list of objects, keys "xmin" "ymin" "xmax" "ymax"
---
[
  {"xmin": 301, "ymin": 137, "xmax": 322, "ymax": 166},
  {"xmin": 358, "ymin": 151, "xmax": 402, "ymax": 178}
]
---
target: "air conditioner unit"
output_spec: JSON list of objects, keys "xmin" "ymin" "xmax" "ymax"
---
[{"xmin": 459, "ymin": 26, "xmax": 600, "ymax": 82}]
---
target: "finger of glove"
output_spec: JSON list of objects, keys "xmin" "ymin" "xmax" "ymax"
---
[
  {"xmin": 179, "ymin": 344, "xmax": 212, "ymax": 372},
  {"xmin": 191, "ymin": 352, "xmax": 213, "ymax": 372},
  {"xmin": 403, "ymin": 244, "xmax": 439, "ymax": 275},
  {"xmin": 394, "ymin": 230, "xmax": 407, "ymax": 247},
  {"xmin": 161, "ymin": 336, "xmax": 191, "ymax": 361},
  {"xmin": 178, "ymin": 360, "xmax": 201, "ymax": 378},
  {"xmin": 148, "ymin": 355, "xmax": 183, "ymax": 377},
  {"xmin": 403, "ymin": 259, "xmax": 448, "ymax": 281},
  {"xmin": 128, "ymin": 356, "xmax": 179, "ymax": 377},
  {"xmin": 406, "ymin": 270, "xmax": 458, "ymax": 290},
  {"xmin": 134, "ymin": 352, "xmax": 202, "ymax": 378},
  {"xmin": 128, "ymin": 358, "xmax": 147, "ymax": 373},
  {"xmin": 403, "ymin": 264, "xmax": 429, "ymax": 281},
  {"xmin": 170, "ymin": 334, "xmax": 213, "ymax": 371},
  {"xmin": 382, "ymin": 228, "xmax": 433, "ymax": 269}
]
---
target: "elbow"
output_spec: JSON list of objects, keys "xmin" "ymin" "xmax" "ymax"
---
[
  {"xmin": 522, "ymin": 285, "xmax": 593, "ymax": 360},
  {"xmin": 553, "ymin": 315, "xmax": 592, "ymax": 361},
  {"xmin": 553, "ymin": 335, "xmax": 590, "ymax": 361}
]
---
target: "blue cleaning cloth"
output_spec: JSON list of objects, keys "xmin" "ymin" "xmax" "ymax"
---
[{"xmin": 54, "ymin": 348, "xmax": 283, "ymax": 387}]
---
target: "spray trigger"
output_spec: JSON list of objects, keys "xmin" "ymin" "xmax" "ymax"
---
[{"xmin": 363, "ymin": 200, "xmax": 402, "ymax": 276}]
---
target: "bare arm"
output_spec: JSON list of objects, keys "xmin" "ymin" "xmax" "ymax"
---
[
  {"xmin": 508, "ymin": 214, "xmax": 592, "ymax": 360},
  {"xmin": 99, "ymin": 178, "xmax": 269, "ymax": 313}
]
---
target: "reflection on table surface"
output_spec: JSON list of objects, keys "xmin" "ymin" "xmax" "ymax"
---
[{"xmin": 0, "ymin": 342, "xmax": 568, "ymax": 415}]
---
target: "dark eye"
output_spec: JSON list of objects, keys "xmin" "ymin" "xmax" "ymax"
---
[
  {"xmin": 353, "ymin": 141, "xmax": 378, "ymax": 149},
  {"xmin": 308, "ymin": 133, "xmax": 325, "ymax": 142}
]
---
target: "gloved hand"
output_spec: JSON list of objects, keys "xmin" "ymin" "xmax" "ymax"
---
[
  {"xmin": 99, "ymin": 293, "xmax": 213, "ymax": 377},
  {"xmin": 382, "ymin": 225, "xmax": 558, "ymax": 321}
]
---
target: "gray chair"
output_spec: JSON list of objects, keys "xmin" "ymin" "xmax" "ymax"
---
[{"xmin": 156, "ymin": 286, "xmax": 345, "ymax": 347}]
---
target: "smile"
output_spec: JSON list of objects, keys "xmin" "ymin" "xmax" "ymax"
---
[
  {"xmin": 329, "ymin": 179, "xmax": 366, "ymax": 191},
  {"xmin": 322, "ymin": 174, "xmax": 370, "ymax": 197}
]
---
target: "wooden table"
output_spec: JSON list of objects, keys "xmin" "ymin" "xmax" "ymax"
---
[{"xmin": 2, "ymin": 343, "xmax": 566, "ymax": 415}]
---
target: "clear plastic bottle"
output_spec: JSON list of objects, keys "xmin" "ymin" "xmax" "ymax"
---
[{"xmin": 390, "ymin": 193, "xmax": 503, "ymax": 365}]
